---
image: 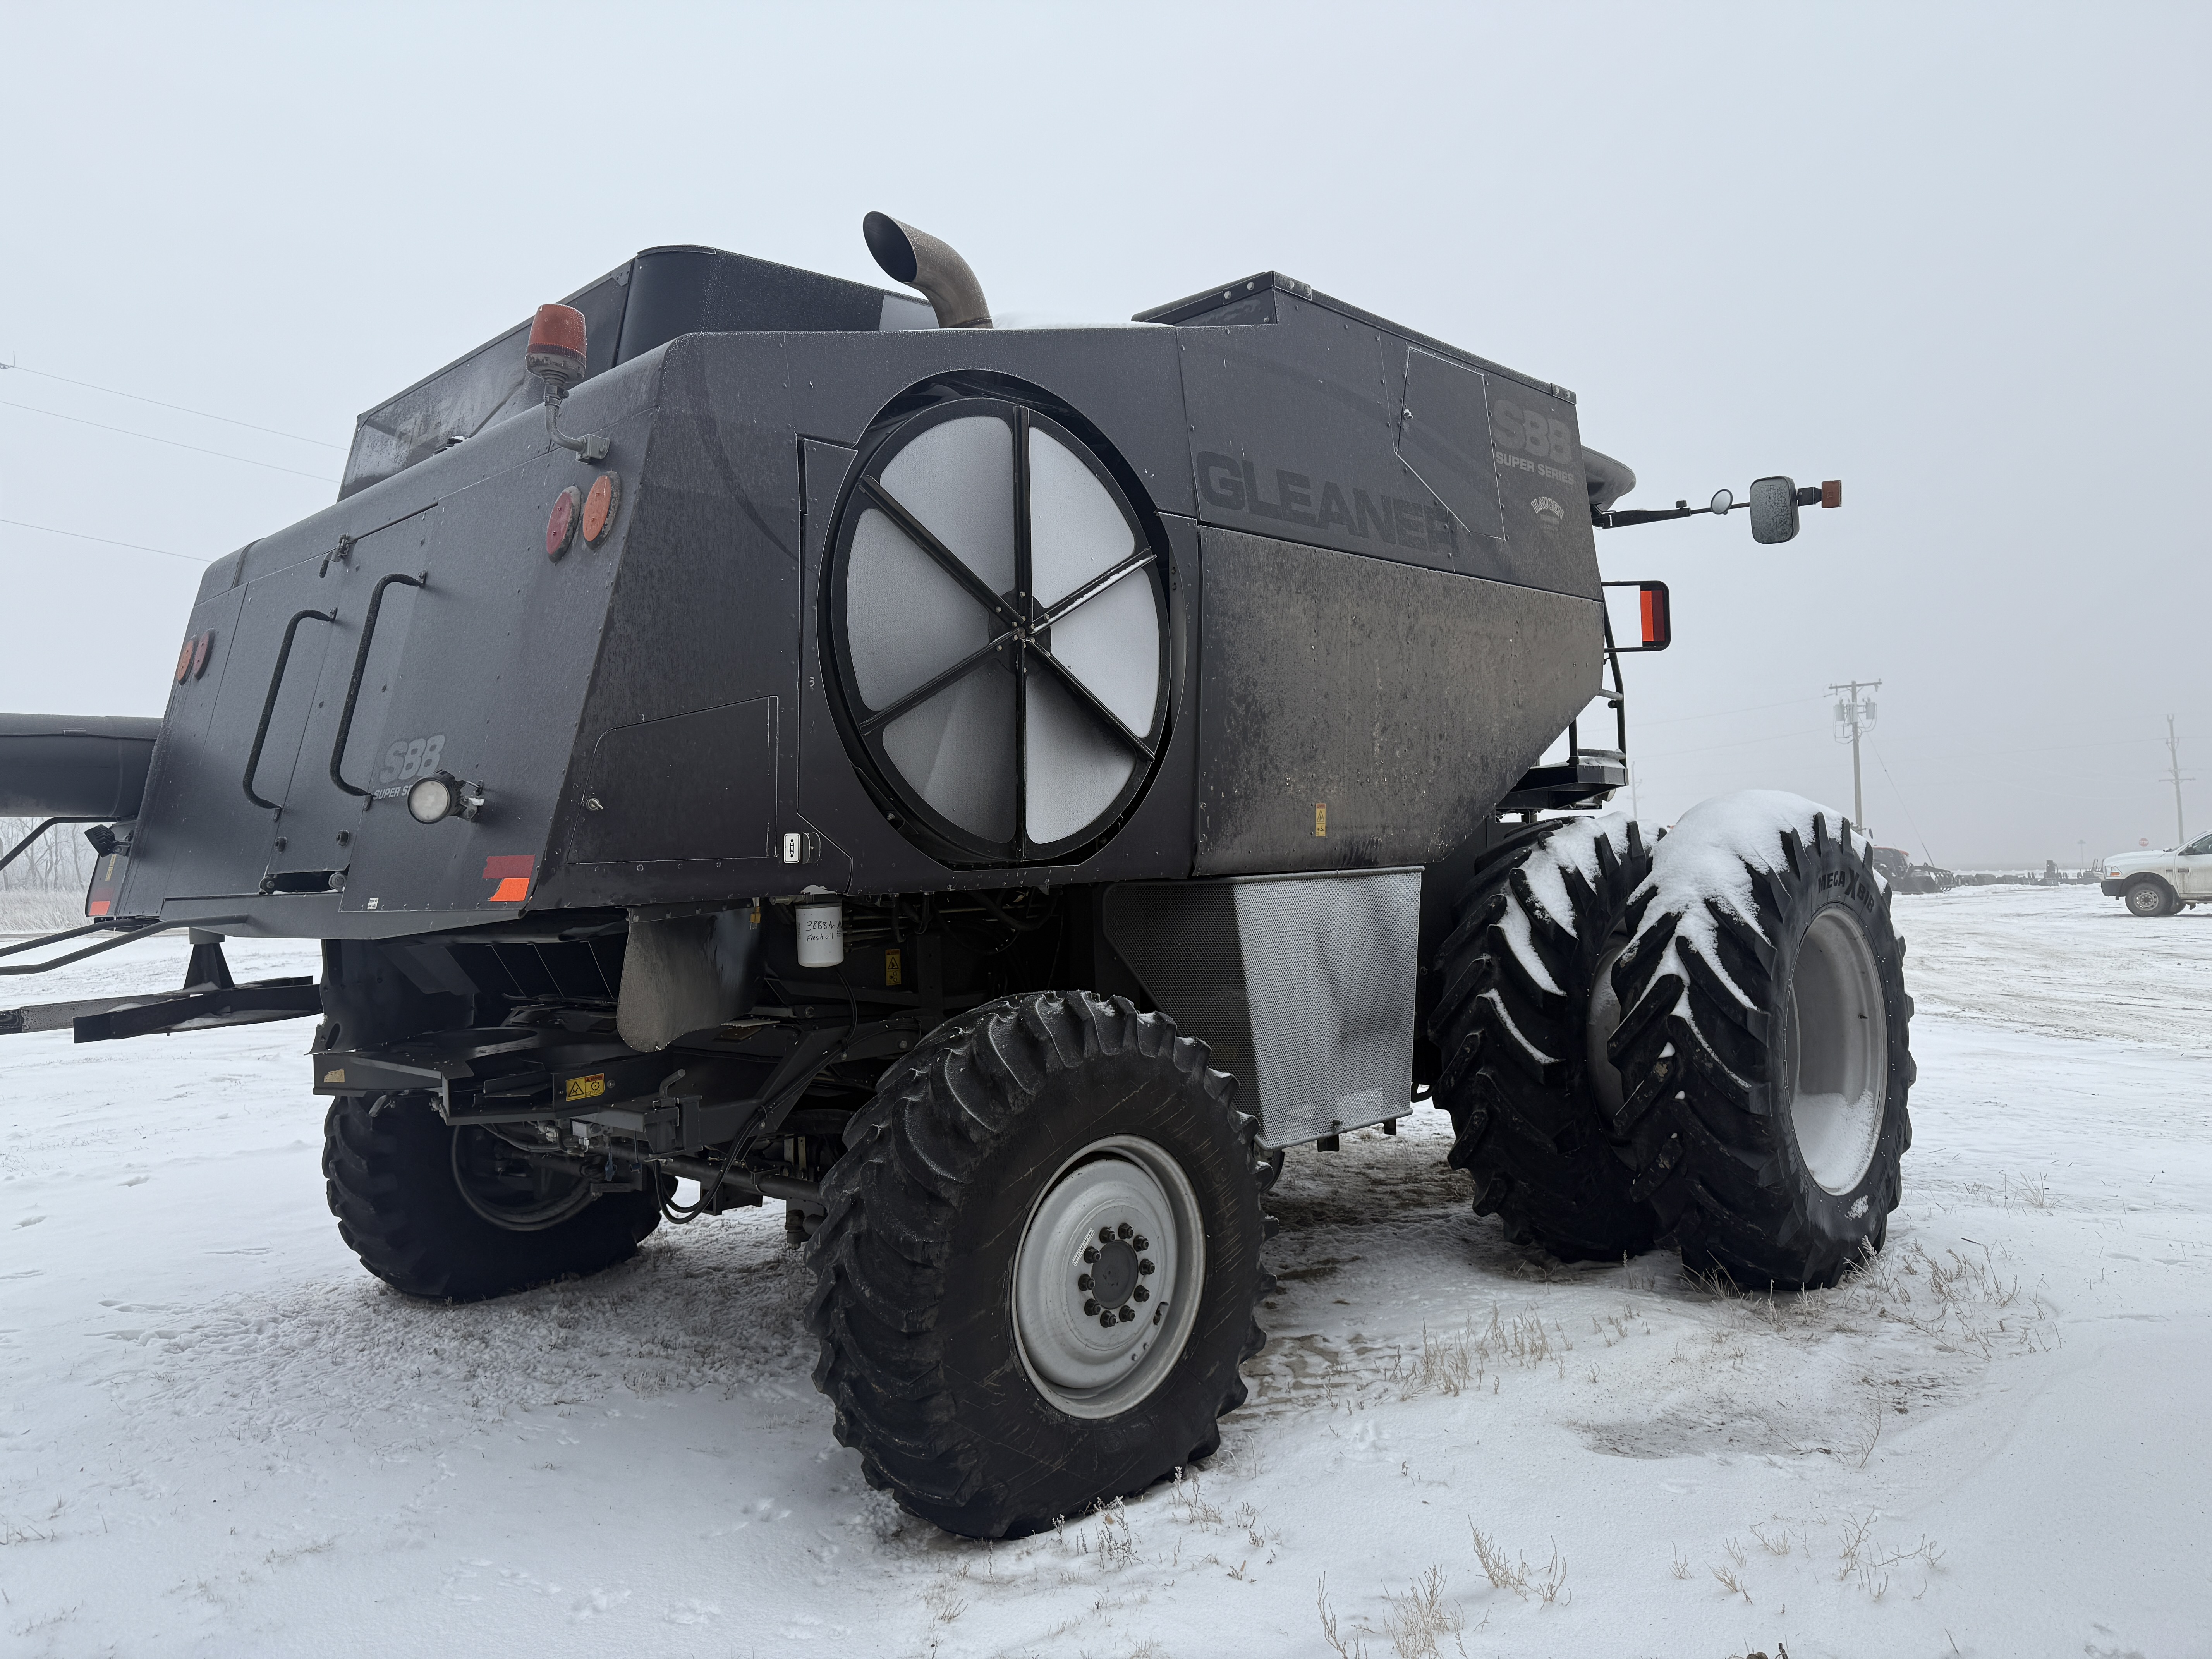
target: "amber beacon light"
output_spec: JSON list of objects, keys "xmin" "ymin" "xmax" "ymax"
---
[{"xmin": 527, "ymin": 302, "xmax": 608, "ymax": 461}]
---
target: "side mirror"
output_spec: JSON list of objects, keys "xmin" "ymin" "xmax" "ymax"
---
[
  {"xmin": 1749, "ymin": 475, "xmax": 1800, "ymax": 544},
  {"xmin": 1709, "ymin": 488, "xmax": 1734, "ymax": 515}
]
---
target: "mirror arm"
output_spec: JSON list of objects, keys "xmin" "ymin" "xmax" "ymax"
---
[{"xmin": 1594, "ymin": 503, "xmax": 1741, "ymax": 530}]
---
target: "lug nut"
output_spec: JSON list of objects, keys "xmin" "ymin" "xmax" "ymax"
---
[
  {"xmin": 1099, "ymin": 1227, "xmax": 1115, "ymax": 1243},
  {"xmin": 1132, "ymin": 1235, "xmax": 1149, "ymax": 1251},
  {"xmin": 1083, "ymin": 1245, "xmax": 1099, "ymax": 1263},
  {"xmin": 1137, "ymin": 1259, "xmax": 1154, "ymax": 1275},
  {"xmin": 1133, "ymin": 1285, "xmax": 1149, "ymax": 1302},
  {"xmin": 1117, "ymin": 1222, "xmax": 1133, "ymax": 1240},
  {"xmin": 1084, "ymin": 1299, "xmax": 1099, "ymax": 1316},
  {"xmin": 1118, "ymin": 1305, "xmax": 1135, "ymax": 1323},
  {"xmin": 1077, "ymin": 1273, "xmax": 1092, "ymax": 1291},
  {"xmin": 1099, "ymin": 1312, "xmax": 1116, "ymax": 1329}
]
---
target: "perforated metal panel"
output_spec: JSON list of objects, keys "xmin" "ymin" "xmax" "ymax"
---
[{"xmin": 1103, "ymin": 867, "xmax": 1420, "ymax": 1148}]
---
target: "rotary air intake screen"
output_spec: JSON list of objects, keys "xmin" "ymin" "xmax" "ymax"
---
[{"xmin": 827, "ymin": 398, "xmax": 1169, "ymax": 864}]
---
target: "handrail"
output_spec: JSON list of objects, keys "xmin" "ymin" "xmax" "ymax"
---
[
  {"xmin": 328, "ymin": 571, "xmax": 426, "ymax": 797},
  {"xmin": 0, "ymin": 914, "xmax": 247, "ymax": 976},
  {"xmin": 242, "ymin": 608, "xmax": 337, "ymax": 809},
  {"xmin": 0, "ymin": 816, "xmax": 104, "ymax": 876}
]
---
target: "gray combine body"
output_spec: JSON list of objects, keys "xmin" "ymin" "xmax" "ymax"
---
[
  {"xmin": 5, "ymin": 226, "xmax": 1893, "ymax": 1543},
  {"xmin": 110, "ymin": 261, "xmax": 1599, "ymax": 942}
]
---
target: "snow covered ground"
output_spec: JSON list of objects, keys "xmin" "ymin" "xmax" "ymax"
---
[{"xmin": 2, "ymin": 886, "xmax": 2207, "ymax": 1658}]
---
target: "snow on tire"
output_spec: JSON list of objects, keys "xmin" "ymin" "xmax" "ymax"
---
[
  {"xmin": 1425, "ymin": 814, "xmax": 1659, "ymax": 1260},
  {"xmin": 1604, "ymin": 792, "xmax": 1915, "ymax": 1290}
]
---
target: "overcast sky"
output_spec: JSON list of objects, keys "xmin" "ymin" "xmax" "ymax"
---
[{"xmin": 2, "ymin": 3, "xmax": 2203, "ymax": 867}]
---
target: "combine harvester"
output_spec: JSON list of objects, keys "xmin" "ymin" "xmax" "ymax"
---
[{"xmin": 0, "ymin": 216, "xmax": 1910, "ymax": 1537}]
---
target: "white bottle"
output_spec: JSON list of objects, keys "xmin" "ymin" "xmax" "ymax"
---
[{"xmin": 795, "ymin": 889, "xmax": 845, "ymax": 969}]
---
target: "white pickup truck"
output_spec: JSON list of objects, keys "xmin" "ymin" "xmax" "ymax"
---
[{"xmin": 2102, "ymin": 835, "xmax": 2212, "ymax": 916}]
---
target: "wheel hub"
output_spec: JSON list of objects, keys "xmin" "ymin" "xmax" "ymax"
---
[
  {"xmin": 449, "ymin": 1124, "xmax": 598, "ymax": 1232},
  {"xmin": 1012, "ymin": 1136, "xmax": 1203, "ymax": 1418},
  {"xmin": 1785, "ymin": 906, "xmax": 1890, "ymax": 1194}
]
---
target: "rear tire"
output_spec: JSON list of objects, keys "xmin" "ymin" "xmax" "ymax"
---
[
  {"xmin": 1425, "ymin": 817, "xmax": 1659, "ymax": 1260},
  {"xmin": 323, "ymin": 1093, "xmax": 662, "ymax": 1301},
  {"xmin": 805, "ymin": 991, "xmax": 1271, "ymax": 1539},
  {"xmin": 1606, "ymin": 802, "xmax": 1914, "ymax": 1290}
]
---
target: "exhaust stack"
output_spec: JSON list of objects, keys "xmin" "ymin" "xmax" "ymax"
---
[{"xmin": 862, "ymin": 213, "xmax": 992, "ymax": 329}]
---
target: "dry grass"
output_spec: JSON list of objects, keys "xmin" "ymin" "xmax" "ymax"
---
[
  {"xmin": 1319, "ymin": 1566, "xmax": 1474, "ymax": 1659},
  {"xmin": 1959, "ymin": 1169, "xmax": 2059, "ymax": 1211},
  {"xmin": 1317, "ymin": 1574, "xmax": 1370, "ymax": 1659},
  {"xmin": 1692, "ymin": 1236, "xmax": 2057, "ymax": 1362},
  {"xmin": 1381, "ymin": 1565, "xmax": 1468, "ymax": 1658},
  {"xmin": 1469, "ymin": 1523, "xmax": 1568, "ymax": 1605},
  {"xmin": 1836, "ymin": 1512, "xmax": 1944, "ymax": 1600},
  {"xmin": 1390, "ymin": 1308, "xmax": 1578, "ymax": 1399}
]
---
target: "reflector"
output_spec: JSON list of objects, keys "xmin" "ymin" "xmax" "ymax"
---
[
  {"xmin": 1821, "ymin": 479, "xmax": 1843, "ymax": 509},
  {"xmin": 1601, "ymin": 579, "xmax": 1671, "ymax": 653},
  {"xmin": 546, "ymin": 486, "xmax": 581, "ymax": 561},
  {"xmin": 582, "ymin": 472, "xmax": 620, "ymax": 546}
]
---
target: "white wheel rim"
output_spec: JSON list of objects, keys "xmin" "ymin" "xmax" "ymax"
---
[
  {"xmin": 1012, "ymin": 1135, "xmax": 1204, "ymax": 1419},
  {"xmin": 1786, "ymin": 907, "xmax": 1889, "ymax": 1194}
]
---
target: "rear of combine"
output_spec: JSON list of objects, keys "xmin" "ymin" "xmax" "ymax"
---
[{"xmin": 0, "ymin": 217, "xmax": 1909, "ymax": 1536}]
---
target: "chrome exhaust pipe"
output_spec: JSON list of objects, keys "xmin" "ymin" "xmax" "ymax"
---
[{"xmin": 862, "ymin": 212, "xmax": 992, "ymax": 330}]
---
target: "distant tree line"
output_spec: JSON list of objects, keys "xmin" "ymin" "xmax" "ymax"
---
[{"xmin": 0, "ymin": 817, "xmax": 98, "ymax": 894}]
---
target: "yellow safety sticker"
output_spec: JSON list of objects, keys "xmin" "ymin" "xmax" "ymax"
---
[
  {"xmin": 885, "ymin": 948, "xmax": 903, "ymax": 987},
  {"xmin": 322, "ymin": 1068, "xmax": 346, "ymax": 1085},
  {"xmin": 1314, "ymin": 802, "xmax": 1328, "ymax": 837},
  {"xmin": 565, "ymin": 1073, "xmax": 607, "ymax": 1102}
]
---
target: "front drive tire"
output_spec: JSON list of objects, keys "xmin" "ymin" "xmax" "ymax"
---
[
  {"xmin": 1606, "ymin": 804, "xmax": 1915, "ymax": 1290},
  {"xmin": 805, "ymin": 991, "xmax": 1272, "ymax": 1539},
  {"xmin": 1425, "ymin": 816, "xmax": 1659, "ymax": 1260},
  {"xmin": 323, "ymin": 1092, "xmax": 662, "ymax": 1301}
]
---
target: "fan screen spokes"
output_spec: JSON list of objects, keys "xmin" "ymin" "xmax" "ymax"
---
[{"xmin": 831, "ymin": 398, "xmax": 1168, "ymax": 863}]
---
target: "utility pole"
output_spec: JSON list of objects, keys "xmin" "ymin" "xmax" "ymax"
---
[
  {"xmin": 1829, "ymin": 680, "xmax": 1881, "ymax": 832},
  {"xmin": 2166, "ymin": 715, "xmax": 2189, "ymax": 845}
]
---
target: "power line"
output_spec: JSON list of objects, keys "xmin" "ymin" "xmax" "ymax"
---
[
  {"xmin": 0, "ymin": 516, "xmax": 211, "ymax": 565},
  {"xmin": 0, "ymin": 361, "xmax": 342, "ymax": 449},
  {"xmin": 1865, "ymin": 737, "xmax": 1936, "ymax": 864},
  {"xmin": 1637, "ymin": 727, "xmax": 1826, "ymax": 761},
  {"xmin": 1636, "ymin": 693, "xmax": 1829, "ymax": 728},
  {"xmin": 0, "ymin": 397, "xmax": 337, "ymax": 482}
]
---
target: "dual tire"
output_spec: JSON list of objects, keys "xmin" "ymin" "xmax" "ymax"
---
[{"xmin": 1428, "ymin": 797, "xmax": 1915, "ymax": 1291}]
